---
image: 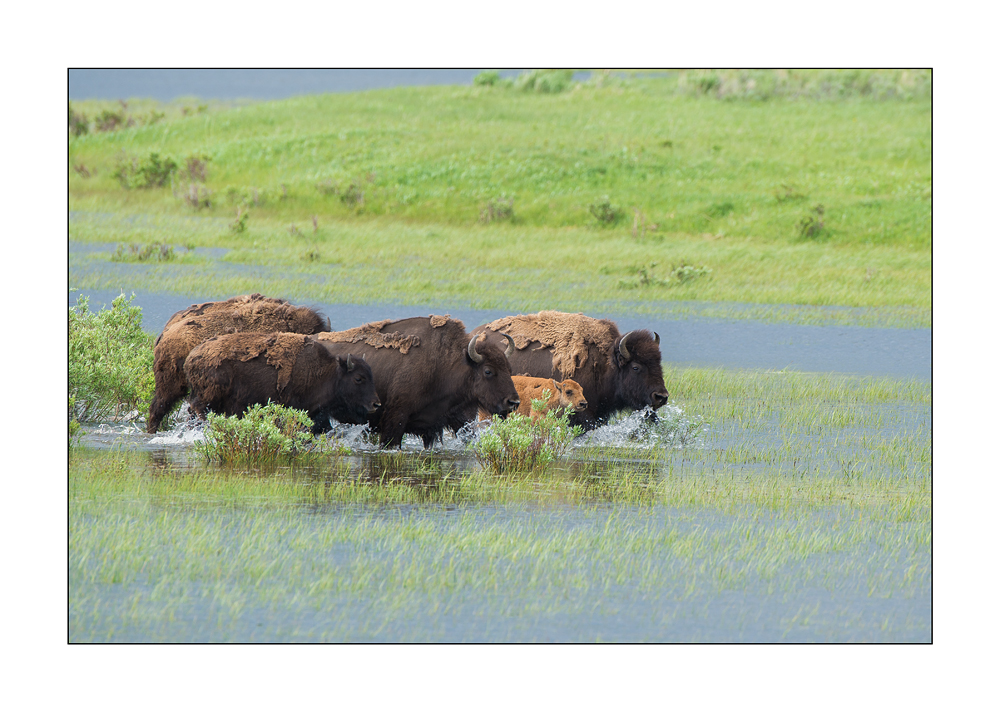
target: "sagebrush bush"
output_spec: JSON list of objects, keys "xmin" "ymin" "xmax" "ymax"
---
[
  {"xmin": 471, "ymin": 408, "xmax": 582, "ymax": 475},
  {"xmin": 113, "ymin": 152, "xmax": 178, "ymax": 189},
  {"xmin": 678, "ymin": 69, "xmax": 930, "ymax": 101},
  {"xmin": 515, "ymin": 69, "xmax": 575, "ymax": 94},
  {"xmin": 68, "ymin": 292, "xmax": 155, "ymax": 422},
  {"xmin": 197, "ymin": 402, "xmax": 318, "ymax": 466}
]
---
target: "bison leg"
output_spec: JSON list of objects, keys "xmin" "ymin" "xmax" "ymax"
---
[
  {"xmin": 147, "ymin": 386, "xmax": 186, "ymax": 433},
  {"xmin": 376, "ymin": 408, "xmax": 409, "ymax": 449},
  {"xmin": 310, "ymin": 412, "xmax": 333, "ymax": 435}
]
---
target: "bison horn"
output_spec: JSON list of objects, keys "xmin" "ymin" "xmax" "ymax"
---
[
  {"xmin": 654, "ymin": 331, "xmax": 660, "ymax": 345},
  {"xmin": 618, "ymin": 331, "xmax": 634, "ymax": 360},
  {"xmin": 467, "ymin": 334, "xmax": 484, "ymax": 363},
  {"xmin": 324, "ymin": 317, "xmax": 332, "ymax": 332},
  {"xmin": 345, "ymin": 354, "xmax": 355, "ymax": 371},
  {"xmin": 502, "ymin": 333, "xmax": 515, "ymax": 359}
]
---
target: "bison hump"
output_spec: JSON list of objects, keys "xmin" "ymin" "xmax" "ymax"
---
[
  {"xmin": 204, "ymin": 333, "xmax": 308, "ymax": 392},
  {"xmin": 318, "ymin": 320, "xmax": 421, "ymax": 354},
  {"xmin": 482, "ymin": 311, "xmax": 617, "ymax": 377}
]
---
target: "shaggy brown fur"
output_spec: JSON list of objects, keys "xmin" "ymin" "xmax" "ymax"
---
[
  {"xmin": 479, "ymin": 311, "xmax": 619, "ymax": 377},
  {"xmin": 473, "ymin": 312, "xmax": 669, "ymax": 429},
  {"xmin": 184, "ymin": 332, "xmax": 378, "ymax": 434},
  {"xmin": 318, "ymin": 316, "xmax": 520, "ymax": 448},
  {"xmin": 197, "ymin": 332, "xmax": 308, "ymax": 391},
  {"xmin": 147, "ymin": 294, "xmax": 330, "ymax": 433},
  {"xmin": 317, "ymin": 320, "xmax": 422, "ymax": 354}
]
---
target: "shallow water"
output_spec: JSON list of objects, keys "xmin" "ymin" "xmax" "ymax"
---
[
  {"xmin": 68, "ymin": 69, "xmax": 583, "ymax": 102},
  {"xmin": 69, "ymin": 287, "xmax": 931, "ymax": 380},
  {"xmin": 68, "ymin": 487, "xmax": 930, "ymax": 642}
]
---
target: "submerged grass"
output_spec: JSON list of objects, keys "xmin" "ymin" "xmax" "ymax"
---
[{"xmin": 69, "ymin": 366, "xmax": 930, "ymax": 642}]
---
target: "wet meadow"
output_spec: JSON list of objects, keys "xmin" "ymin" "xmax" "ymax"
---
[{"xmin": 68, "ymin": 70, "xmax": 931, "ymax": 642}]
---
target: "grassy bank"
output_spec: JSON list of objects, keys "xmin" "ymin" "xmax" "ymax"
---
[{"xmin": 68, "ymin": 71, "xmax": 931, "ymax": 324}]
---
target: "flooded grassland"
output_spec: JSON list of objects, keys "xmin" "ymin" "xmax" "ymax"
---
[{"xmin": 69, "ymin": 367, "xmax": 930, "ymax": 642}]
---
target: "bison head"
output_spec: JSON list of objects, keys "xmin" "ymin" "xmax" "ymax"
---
[
  {"xmin": 328, "ymin": 354, "xmax": 381, "ymax": 424},
  {"xmin": 467, "ymin": 334, "xmax": 520, "ymax": 417},
  {"xmin": 557, "ymin": 378, "xmax": 589, "ymax": 413},
  {"xmin": 613, "ymin": 330, "xmax": 669, "ymax": 411}
]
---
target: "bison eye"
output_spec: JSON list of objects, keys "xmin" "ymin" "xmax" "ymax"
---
[
  {"xmin": 632, "ymin": 364, "xmax": 640, "ymax": 372},
  {"xmin": 484, "ymin": 367, "xmax": 494, "ymax": 377},
  {"xmin": 354, "ymin": 376, "xmax": 364, "ymax": 384}
]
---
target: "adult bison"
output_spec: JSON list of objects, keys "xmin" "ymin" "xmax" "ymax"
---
[
  {"xmin": 147, "ymin": 293, "xmax": 330, "ymax": 433},
  {"xmin": 184, "ymin": 332, "xmax": 379, "ymax": 434},
  {"xmin": 317, "ymin": 315, "xmax": 520, "ymax": 448},
  {"xmin": 472, "ymin": 310, "xmax": 669, "ymax": 429}
]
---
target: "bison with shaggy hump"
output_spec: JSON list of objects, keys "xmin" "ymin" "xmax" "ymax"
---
[
  {"xmin": 147, "ymin": 294, "xmax": 331, "ymax": 433},
  {"xmin": 184, "ymin": 332, "xmax": 379, "ymax": 434},
  {"xmin": 472, "ymin": 311, "xmax": 669, "ymax": 429},
  {"xmin": 316, "ymin": 315, "xmax": 520, "ymax": 448}
]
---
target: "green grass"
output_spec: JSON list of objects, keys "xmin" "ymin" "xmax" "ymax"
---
[
  {"xmin": 68, "ymin": 71, "xmax": 931, "ymax": 325},
  {"xmin": 69, "ymin": 366, "xmax": 930, "ymax": 641}
]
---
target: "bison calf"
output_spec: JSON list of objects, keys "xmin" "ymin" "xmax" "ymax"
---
[
  {"xmin": 518, "ymin": 377, "xmax": 588, "ymax": 421},
  {"xmin": 481, "ymin": 376, "xmax": 588, "ymax": 422},
  {"xmin": 184, "ymin": 332, "xmax": 379, "ymax": 434}
]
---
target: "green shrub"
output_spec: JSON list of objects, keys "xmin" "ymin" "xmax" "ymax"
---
[
  {"xmin": 618, "ymin": 261, "xmax": 712, "ymax": 289},
  {"xmin": 68, "ymin": 292, "xmax": 155, "ymax": 422},
  {"xmin": 197, "ymin": 402, "xmax": 318, "ymax": 466},
  {"xmin": 515, "ymin": 69, "xmax": 575, "ymax": 94},
  {"xmin": 113, "ymin": 152, "xmax": 178, "ymax": 189},
  {"xmin": 589, "ymin": 196, "xmax": 622, "ymax": 225},
  {"xmin": 68, "ymin": 395, "xmax": 82, "ymax": 446},
  {"xmin": 68, "ymin": 105, "xmax": 89, "ymax": 137},
  {"xmin": 474, "ymin": 70, "xmax": 501, "ymax": 86},
  {"xmin": 479, "ymin": 194, "xmax": 514, "ymax": 223},
  {"xmin": 678, "ymin": 69, "xmax": 930, "ymax": 101},
  {"xmin": 471, "ymin": 408, "xmax": 582, "ymax": 475},
  {"xmin": 230, "ymin": 207, "xmax": 249, "ymax": 233},
  {"xmin": 797, "ymin": 204, "xmax": 826, "ymax": 239},
  {"xmin": 111, "ymin": 242, "xmax": 176, "ymax": 262}
]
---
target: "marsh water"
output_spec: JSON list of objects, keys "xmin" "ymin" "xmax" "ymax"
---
[
  {"xmin": 70, "ymin": 285, "xmax": 930, "ymax": 380},
  {"xmin": 68, "ymin": 69, "xmax": 576, "ymax": 102},
  {"xmin": 69, "ymin": 247, "xmax": 931, "ymax": 642}
]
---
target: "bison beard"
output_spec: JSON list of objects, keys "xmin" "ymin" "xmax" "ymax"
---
[
  {"xmin": 147, "ymin": 293, "xmax": 330, "ymax": 433},
  {"xmin": 183, "ymin": 332, "xmax": 379, "ymax": 434},
  {"xmin": 318, "ymin": 316, "xmax": 520, "ymax": 448},
  {"xmin": 472, "ymin": 311, "xmax": 669, "ymax": 430}
]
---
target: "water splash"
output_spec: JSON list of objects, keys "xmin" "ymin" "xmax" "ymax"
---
[
  {"xmin": 149, "ymin": 406, "xmax": 206, "ymax": 445},
  {"xmin": 574, "ymin": 405, "xmax": 707, "ymax": 450}
]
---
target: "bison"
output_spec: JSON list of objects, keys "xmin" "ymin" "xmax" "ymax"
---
[
  {"xmin": 481, "ymin": 376, "xmax": 588, "ymax": 422},
  {"xmin": 472, "ymin": 310, "xmax": 669, "ymax": 429},
  {"xmin": 147, "ymin": 293, "xmax": 330, "ymax": 433},
  {"xmin": 183, "ymin": 332, "xmax": 379, "ymax": 434},
  {"xmin": 316, "ymin": 315, "xmax": 520, "ymax": 448},
  {"xmin": 517, "ymin": 376, "xmax": 588, "ymax": 422}
]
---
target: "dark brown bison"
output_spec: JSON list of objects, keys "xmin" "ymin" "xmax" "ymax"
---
[
  {"xmin": 184, "ymin": 332, "xmax": 379, "ymax": 434},
  {"xmin": 147, "ymin": 294, "xmax": 330, "ymax": 433},
  {"xmin": 316, "ymin": 315, "xmax": 520, "ymax": 448},
  {"xmin": 472, "ymin": 310, "xmax": 669, "ymax": 429}
]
